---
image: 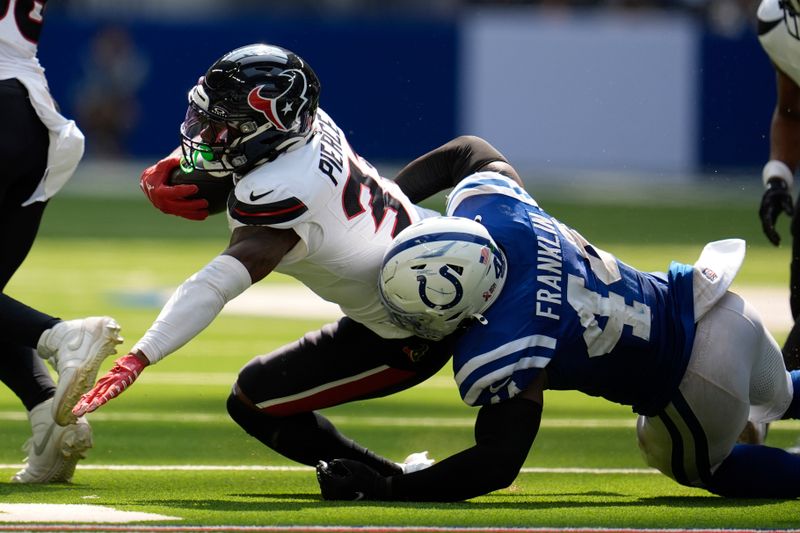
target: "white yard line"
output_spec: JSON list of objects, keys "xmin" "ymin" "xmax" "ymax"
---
[
  {"xmin": 0, "ymin": 503, "xmax": 178, "ymax": 523},
  {"xmin": 0, "ymin": 463, "xmax": 658, "ymax": 475},
  {"xmin": 1, "ymin": 411, "xmax": 798, "ymax": 429}
]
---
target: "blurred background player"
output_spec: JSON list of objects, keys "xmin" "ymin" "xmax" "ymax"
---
[
  {"xmin": 318, "ymin": 173, "xmax": 800, "ymax": 501},
  {"xmin": 757, "ymin": 0, "xmax": 800, "ymax": 369},
  {"xmin": 754, "ymin": 0, "xmax": 800, "ymax": 450},
  {"xmin": 0, "ymin": 0, "xmax": 122, "ymax": 483},
  {"xmin": 72, "ymin": 43, "xmax": 523, "ymax": 477}
]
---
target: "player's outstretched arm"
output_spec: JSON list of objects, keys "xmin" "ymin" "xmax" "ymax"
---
[
  {"xmin": 318, "ymin": 375, "xmax": 545, "ymax": 502},
  {"xmin": 72, "ymin": 226, "xmax": 299, "ymax": 417},
  {"xmin": 393, "ymin": 135, "xmax": 524, "ymax": 204}
]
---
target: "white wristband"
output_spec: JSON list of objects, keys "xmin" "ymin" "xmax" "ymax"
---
[{"xmin": 762, "ymin": 160, "xmax": 794, "ymax": 189}]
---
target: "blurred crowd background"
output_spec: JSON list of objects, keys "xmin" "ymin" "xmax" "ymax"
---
[
  {"xmin": 42, "ymin": 0, "xmax": 768, "ymax": 182},
  {"xmin": 55, "ymin": 0, "xmax": 754, "ymax": 20}
]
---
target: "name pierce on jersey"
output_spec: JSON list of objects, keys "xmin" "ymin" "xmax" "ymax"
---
[
  {"xmin": 317, "ymin": 115, "xmax": 344, "ymax": 185},
  {"xmin": 530, "ymin": 212, "xmax": 563, "ymax": 321}
]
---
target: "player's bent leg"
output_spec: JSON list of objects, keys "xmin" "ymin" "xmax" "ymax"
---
[
  {"xmin": 227, "ymin": 389, "xmax": 402, "ymax": 476},
  {"xmin": 234, "ymin": 317, "xmax": 452, "ymax": 414},
  {"xmin": 638, "ymin": 293, "xmax": 761, "ymax": 488},
  {"xmin": 746, "ymin": 308, "xmax": 794, "ymax": 423},
  {"xmin": 738, "ymin": 304, "xmax": 790, "ymax": 446},
  {"xmin": 11, "ymin": 398, "xmax": 92, "ymax": 483},
  {"xmin": 227, "ymin": 317, "xmax": 452, "ymax": 475}
]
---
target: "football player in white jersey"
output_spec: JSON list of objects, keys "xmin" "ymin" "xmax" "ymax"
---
[
  {"xmin": 316, "ymin": 174, "xmax": 800, "ymax": 501},
  {"xmin": 73, "ymin": 43, "xmax": 523, "ymax": 476},
  {"xmin": 0, "ymin": 0, "xmax": 123, "ymax": 483},
  {"xmin": 757, "ymin": 0, "xmax": 800, "ymax": 371}
]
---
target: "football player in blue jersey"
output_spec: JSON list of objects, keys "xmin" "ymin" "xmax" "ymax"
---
[{"xmin": 317, "ymin": 172, "xmax": 800, "ymax": 501}]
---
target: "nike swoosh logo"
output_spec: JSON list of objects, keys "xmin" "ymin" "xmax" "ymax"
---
[
  {"xmin": 489, "ymin": 377, "xmax": 511, "ymax": 394},
  {"xmin": 249, "ymin": 190, "xmax": 274, "ymax": 201},
  {"xmin": 353, "ymin": 492, "xmax": 365, "ymax": 501},
  {"xmin": 33, "ymin": 423, "xmax": 56, "ymax": 456}
]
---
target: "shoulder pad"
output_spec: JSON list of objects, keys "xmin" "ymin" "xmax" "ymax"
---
[
  {"xmin": 227, "ymin": 150, "xmax": 333, "ymax": 227},
  {"xmin": 229, "ymin": 169, "xmax": 310, "ymax": 227}
]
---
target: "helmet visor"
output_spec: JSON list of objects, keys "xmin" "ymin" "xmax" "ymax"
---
[{"xmin": 180, "ymin": 106, "xmax": 246, "ymax": 171}]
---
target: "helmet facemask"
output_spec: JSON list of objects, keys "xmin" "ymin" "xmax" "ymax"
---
[
  {"xmin": 180, "ymin": 97, "xmax": 266, "ymax": 175},
  {"xmin": 781, "ymin": 0, "xmax": 800, "ymax": 39}
]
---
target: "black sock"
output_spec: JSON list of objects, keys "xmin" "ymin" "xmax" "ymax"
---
[
  {"xmin": 0, "ymin": 293, "xmax": 59, "ymax": 348},
  {"xmin": 0, "ymin": 343, "xmax": 54, "ymax": 411}
]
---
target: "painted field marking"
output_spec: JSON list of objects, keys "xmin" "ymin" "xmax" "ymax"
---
[
  {"xmin": 2, "ymin": 411, "xmax": 799, "ymax": 430},
  {"xmin": 0, "ymin": 503, "xmax": 178, "ymax": 523},
  {"xmin": 0, "ymin": 463, "xmax": 657, "ymax": 475}
]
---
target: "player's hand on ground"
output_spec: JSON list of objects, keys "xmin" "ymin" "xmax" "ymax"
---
[
  {"xmin": 72, "ymin": 352, "xmax": 149, "ymax": 416},
  {"xmin": 759, "ymin": 177, "xmax": 794, "ymax": 246},
  {"xmin": 316, "ymin": 459, "xmax": 390, "ymax": 501},
  {"xmin": 140, "ymin": 155, "xmax": 209, "ymax": 221}
]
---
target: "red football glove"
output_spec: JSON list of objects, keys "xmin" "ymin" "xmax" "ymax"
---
[
  {"xmin": 72, "ymin": 353, "xmax": 149, "ymax": 417},
  {"xmin": 140, "ymin": 155, "xmax": 210, "ymax": 221}
]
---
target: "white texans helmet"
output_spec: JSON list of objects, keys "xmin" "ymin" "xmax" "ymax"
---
[{"xmin": 379, "ymin": 216, "xmax": 507, "ymax": 341}]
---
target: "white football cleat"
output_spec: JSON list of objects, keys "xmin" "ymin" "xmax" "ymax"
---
[
  {"xmin": 38, "ymin": 316, "xmax": 123, "ymax": 426},
  {"xmin": 396, "ymin": 451, "xmax": 435, "ymax": 474},
  {"xmin": 11, "ymin": 398, "xmax": 92, "ymax": 483}
]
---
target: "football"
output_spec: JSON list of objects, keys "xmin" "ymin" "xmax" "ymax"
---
[{"xmin": 167, "ymin": 165, "xmax": 234, "ymax": 215}]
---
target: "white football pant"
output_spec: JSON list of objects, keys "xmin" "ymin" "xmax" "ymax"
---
[{"xmin": 636, "ymin": 291, "xmax": 793, "ymax": 486}]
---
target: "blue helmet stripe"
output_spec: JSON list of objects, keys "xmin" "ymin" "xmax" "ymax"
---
[{"xmin": 382, "ymin": 231, "xmax": 493, "ymax": 267}]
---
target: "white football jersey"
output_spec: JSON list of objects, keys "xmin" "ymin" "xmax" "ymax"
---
[
  {"xmin": 0, "ymin": 0, "xmax": 44, "ymax": 65},
  {"xmin": 758, "ymin": 0, "xmax": 800, "ymax": 85},
  {"xmin": 0, "ymin": 0, "xmax": 84, "ymax": 205},
  {"xmin": 228, "ymin": 108, "xmax": 438, "ymax": 338}
]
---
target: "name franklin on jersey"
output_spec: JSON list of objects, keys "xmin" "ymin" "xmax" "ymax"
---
[{"xmin": 530, "ymin": 212, "xmax": 563, "ymax": 321}]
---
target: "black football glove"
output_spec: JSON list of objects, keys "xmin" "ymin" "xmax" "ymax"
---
[
  {"xmin": 759, "ymin": 177, "xmax": 795, "ymax": 246},
  {"xmin": 316, "ymin": 459, "xmax": 390, "ymax": 501}
]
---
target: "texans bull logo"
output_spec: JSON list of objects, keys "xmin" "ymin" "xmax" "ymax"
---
[{"xmin": 247, "ymin": 69, "xmax": 310, "ymax": 132}]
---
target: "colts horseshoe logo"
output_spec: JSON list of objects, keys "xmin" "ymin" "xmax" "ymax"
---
[{"xmin": 416, "ymin": 265, "xmax": 463, "ymax": 310}]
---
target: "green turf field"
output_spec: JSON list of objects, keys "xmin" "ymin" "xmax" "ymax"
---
[{"xmin": 1, "ymin": 191, "xmax": 799, "ymax": 530}]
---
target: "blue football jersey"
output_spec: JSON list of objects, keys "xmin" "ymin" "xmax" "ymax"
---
[{"xmin": 446, "ymin": 173, "xmax": 695, "ymax": 416}]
